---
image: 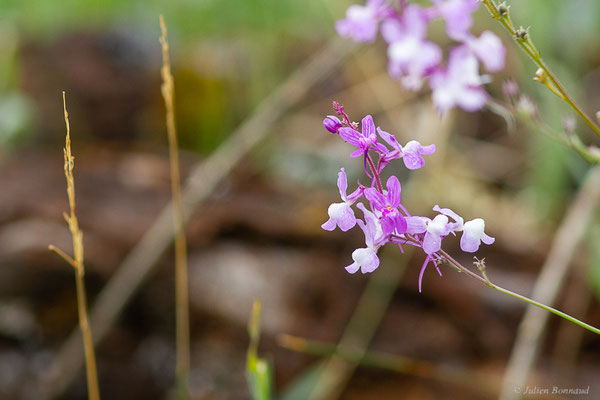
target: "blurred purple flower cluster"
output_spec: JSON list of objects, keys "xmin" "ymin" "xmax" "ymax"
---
[
  {"xmin": 322, "ymin": 103, "xmax": 494, "ymax": 291},
  {"xmin": 336, "ymin": 0, "xmax": 505, "ymax": 113}
]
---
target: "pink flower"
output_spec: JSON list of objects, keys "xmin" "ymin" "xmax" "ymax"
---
[
  {"xmin": 430, "ymin": 46, "xmax": 488, "ymax": 113},
  {"xmin": 335, "ymin": 0, "xmax": 392, "ymax": 43},
  {"xmin": 376, "ymin": 128, "xmax": 436, "ymax": 170},
  {"xmin": 322, "ymin": 168, "xmax": 363, "ymax": 232},
  {"xmin": 346, "ymin": 203, "xmax": 386, "ymax": 274},
  {"xmin": 382, "ymin": 5, "xmax": 441, "ymax": 90},
  {"xmin": 467, "ymin": 31, "xmax": 506, "ymax": 72},
  {"xmin": 434, "ymin": 0, "xmax": 479, "ymax": 41},
  {"xmin": 338, "ymin": 115, "xmax": 387, "ymax": 158},
  {"xmin": 460, "ymin": 218, "xmax": 495, "ymax": 252},
  {"xmin": 402, "ymin": 140, "xmax": 436, "ymax": 170},
  {"xmin": 364, "ymin": 176, "xmax": 408, "ymax": 235}
]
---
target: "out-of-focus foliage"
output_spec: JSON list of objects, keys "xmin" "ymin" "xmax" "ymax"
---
[
  {"xmin": 505, "ymin": 1, "xmax": 600, "ymax": 220},
  {"xmin": 0, "ymin": 0, "xmax": 336, "ymax": 153}
]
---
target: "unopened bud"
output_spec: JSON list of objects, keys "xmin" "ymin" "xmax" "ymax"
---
[
  {"xmin": 502, "ymin": 79, "xmax": 519, "ymax": 98},
  {"xmin": 515, "ymin": 26, "xmax": 528, "ymax": 41},
  {"xmin": 562, "ymin": 115, "xmax": 576, "ymax": 134},
  {"xmin": 497, "ymin": 2, "xmax": 509, "ymax": 16},
  {"xmin": 596, "ymin": 111, "xmax": 600, "ymax": 124},
  {"xmin": 516, "ymin": 95, "xmax": 537, "ymax": 117},
  {"xmin": 323, "ymin": 115, "xmax": 342, "ymax": 133},
  {"xmin": 533, "ymin": 68, "xmax": 547, "ymax": 83}
]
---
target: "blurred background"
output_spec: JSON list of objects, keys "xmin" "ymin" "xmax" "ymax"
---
[{"xmin": 1, "ymin": 0, "xmax": 600, "ymax": 398}]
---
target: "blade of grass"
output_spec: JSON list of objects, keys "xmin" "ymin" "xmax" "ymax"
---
[{"xmin": 246, "ymin": 299, "xmax": 273, "ymax": 400}]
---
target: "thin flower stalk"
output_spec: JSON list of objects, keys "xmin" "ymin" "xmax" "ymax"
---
[
  {"xmin": 48, "ymin": 92, "xmax": 101, "ymax": 400},
  {"xmin": 481, "ymin": 0, "xmax": 600, "ymax": 138},
  {"xmin": 160, "ymin": 15, "xmax": 190, "ymax": 399},
  {"xmin": 442, "ymin": 251, "xmax": 600, "ymax": 336}
]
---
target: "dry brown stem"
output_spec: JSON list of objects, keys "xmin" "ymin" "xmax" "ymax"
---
[{"xmin": 48, "ymin": 92, "xmax": 101, "ymax": 400}]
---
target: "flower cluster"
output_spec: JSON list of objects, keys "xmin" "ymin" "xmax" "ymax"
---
[
  {"xmin": 322, "ymin": 103, "xmax": 494, "ymax": 291},
  {"xmin": 336, "ymin": 0, "xmax": 505, "ymax": 113}
]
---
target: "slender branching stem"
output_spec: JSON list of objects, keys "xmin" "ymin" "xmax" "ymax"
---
[
  {"xmin": 481, "ymin": 0, "xmax": 600, "ymax": 138},
  {"xmin": 159, "ymin": 15, "xmax": 190, "ymax": 399},
  {"xmin": 49, "ymin": 92, "xmax": 101, "ymax": 400},
  {"xmin": 439, "ymin": 249, "xmax": 600, "ymax": 335}
]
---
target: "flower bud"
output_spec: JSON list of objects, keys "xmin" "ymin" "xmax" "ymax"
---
[
  {"xmin": 502, "ymin": 79, "xmax": 519, "ymax": 98},
  {"xmin": 323, "ymin": 115, "xmax": 342, "ymax": 133},
  {"xmin": 516, "ymin": 95, "xmax": 537, "ymax": 117},
  {"xmin": 497, "ymin": 2, "xmax": 509, "ymax": 16},
  {"xmin": 533, "ymin": 68, "xmax": 547, "ymax": 83},
  {"xmin": 515, "ymin": 26, "xmax": 528, "ymax": 41},
  {"xmin": 562, "ymin": 115, "xmax": 576, "ymax": 134},
  {"xmin": 596, "ymin": 111, "xmax": 600, "ymax": 124}
]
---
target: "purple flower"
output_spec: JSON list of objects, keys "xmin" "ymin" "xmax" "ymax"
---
[
  {"xmin": 322, "ymin": 168, "xmax": 363, "ymax": 232},
  {"xmin": 434, "ymin": 0, "xmax": 479, "ymax": 41},
  {"xmin": 422, "ymin": 214, "xmax": 453, "ymax": 254},
  {"xmin": 430, "ymin": 46, "xmax": 487, "ymax": 113},
  {"xmin": 421, "ymin": 205, "xmax": 465, "ymax": 253},
  {"xmin": 467, "ymin": 31, "xmax": 506, "ymax": 72},
  {"xmin": 339, "ymin": 115, "xmax": 387, "ymax": 158},
  {"xmin": 460, "ymin": 218, "xmax": 495, "ymax": 252},
  {"xmin": 346, "ymin": 203, "xmax": 386, "ymax": 274},
  {"xmin": 323, "ymin": 115, "xmax": 342, "ymax": 133},
  {"xmin": 364, "ymin": 176, "xmax": 408, "ymax": 235},
  {"xmin": 382, "ymin": 5, "xmax": 441, "ymax": 90},
  {"xmin": 402, "ymin": 140, "xmax": 436, "ymax": 170},
  {"xmin": 336, "ymin": 0, "xmax": 391, "ymax": 43}
]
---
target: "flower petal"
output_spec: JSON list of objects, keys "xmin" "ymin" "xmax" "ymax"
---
[
  {"xmin": 321, "ymin": 218, "xmax": 337, "ymax": 231},
  {"xmin": 339, "ymin": 127, "xmax": 362, "ymax": 147},
  {"xmin": 433, "ymin": 205, "xmax": 463, "ymax": 230},
  {"xmin": 337, "ymin": 168, "xmax": 348, "ymax": 201},
  {"xmin": 345, "ymin": 261, "xmax": 361, "ymax": 274},
  {"xmin": 482, "ymin": 233, "xmax": 495, "ymax": 245},
  {"xmin": 406, "ymin": 216, "xmax": 428, "ymax": 234},
  {"xmin": 349, "ymin": 148, "xmax": 365, "ymax": 158},
  {"xmin": 328, "ymin": 202, "xmax": 356, "ymax": 232},
  {"xmin": 351, "ymin": 247, "xmax": 380, "ymax": 273},
  {"xmin": 423, "ymin": 231, "xmax": 442, "ymax": 254},
  {"xmin": 364, "ymin": 187, "xmax": 386, "ymax": 211},
  {"xmin": 361, "ymin": 115, "xmax": 376, "ymax": 137},
  {"xmin": 335, "ymin": 4, "xmax": 379, "ymax": 43},
  {"xmin": 392, "ymin": 213, "xmax": 408, "ymax": 234},
  {"xmin": 386, "ymin": 176, "xmax": 402, "ymax": 207},
  {"xmin": 377, "ymin": 127, "xmax": 402, "ymax": 151},
  {"xmin": 460, "ymin": 231, "xmax": 480, "ymax": 252},
  {"xmin": 469, "ymin": 31, "xmax": 505, "ymax": 73}
]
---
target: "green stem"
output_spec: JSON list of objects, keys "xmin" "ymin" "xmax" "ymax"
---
[
  {"xmin": 482, "ymin": 0, "xmax": 600, "ymax": 138},
  {"xmin": 439, "ymin": 250, "xmax": 600, "ymax": 336}
]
